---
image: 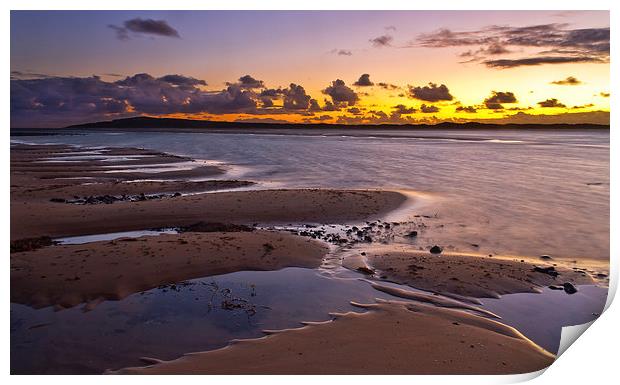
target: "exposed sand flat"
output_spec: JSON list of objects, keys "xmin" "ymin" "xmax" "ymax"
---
[
  {"xmin": 11, "ymin": 189, "xmax": 407, "ymax": 240},
  {"xmin": 345, "ymin": 245, "xmax": 595, "ymax": 298},
  {"xmin": 11, "ymin": 230, "xmax": 328, "ymax": 309},
  {"xmin": 110, "ymin": 300, "xmax": 555, "ymax": 375},
  {"xmin": 13, "ymin": 179, "xmax": 255, "ymax": 201},
  {"xmin": 11, "ymin": 143, "xmax": 224, "ymax": 182}
]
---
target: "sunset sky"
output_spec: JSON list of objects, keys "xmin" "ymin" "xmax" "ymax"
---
[{"xmin": 10, "ymin": 10, "xmax": 610, "ymax": 127}]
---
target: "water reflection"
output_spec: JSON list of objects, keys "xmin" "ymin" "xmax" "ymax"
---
[{"xmin": 11, "ymin": 267, "xmax": 606, "ymax": 374}]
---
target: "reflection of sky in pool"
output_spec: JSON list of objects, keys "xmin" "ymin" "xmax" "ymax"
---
[{"xmin": 10, "ymin": 267, "xmax": 607, "ymax": 374}]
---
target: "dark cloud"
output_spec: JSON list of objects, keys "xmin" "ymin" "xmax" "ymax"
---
[
  {"xmin": 330, "ymin": 49, "xmax": 353, "ymax": 56},
  {"xmin": 323, "ymin": 79, "xmax": 359, "ymax": 106},
  {"xmin": 283, "ymin": 83, "xmax": 311, "ymax": 110},
  {"xmin": 228, "ymin": 75, "xmax": 265, "ymax": 89},
  {"xmin": 10, "ymin": 73, "xmax": 267, "ymax": 126},
  {"xmin": 538, "ymin": 98, "xmax": 567, "ymax": 108},
  {"xmin": 459, "ymin": 43, "xmax": 512, "ymax": 61},
  {"xmin": 378, "ymin": 82, "xmax": 400, "ymax": 90},
  {"xmin": 353, "ymin": 74, "xmax": 374, "ymax": 87},
  {"xmin": 409, "ymin": 83, "xmax": 453, "ymax": 102},
  {"xmin": 158, "ymin": 74, "xmax": 207, "ymax": 87},
  {"xmin": 571, "ymin": 103, "xmax": 594, "ymax": 109},
  {"xmin": 369, "ymin": 35, "xmax": 393, "ymax": 47},
  {"xmin": 393, "ymin": 104, "xmax": 416, "ymax": 114},
  {"xmin": 347, "ymin": 107, "xmax": 363, "ymax": 115},
  {"xmin": 456, "ymin": 105, "xmax": 477, "ymax": 113},
  {"xmin": 483, "ymin": 91, "xmax": 517, "ymax": 109},
  {"xmin": 484, "ymin": 56, "xmax": 603, "ymax": 68},
  {"xmin": 109, "ymin": 18, "xmax": 180, "ymax": 40},
  {"xmin": 416, "ymin": 24, "xmax": 609, "ymax": 68},
  {"xmin": 420, "ymin": 104, "xmax": 440, "ymax": 113},
  {"xmin": 551, "ymin": 76, "xmax": 582, "ymax": 85}
]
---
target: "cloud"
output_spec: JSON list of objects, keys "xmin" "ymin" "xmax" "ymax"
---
[
  {"xmin": 409, "ymin": 83, "xmax": 453, "ymax": 102},
  {"xmin": 484, "ymin": 91, "xmax": 517, "ymax": 109},
  {"xmin": 484, "ymin": 56, "xmax": 604, "ymax": 68},
  {"xmin": 11, "ymin": 70, "xmax": 53, "ymax": 80},
  {"xmin": 10, "ymin": 73, "xmax": 269, "ymax": 126},
  {"xmin": 369, "ymin": 34, "xmax": 393, "ymax": 47},
  {"xmin": 538, "ymin": 98, "xmax": 567, "ymax": 108},
  {"xmin": 283, "ymin": 83, "xmax": 312, "ymax": 110},
  {"xmin": 109, "ymin": 18, "xmax": 180, "ymax": 40},
  {"xmin": 378, "ymin": 82, "xmax": 400, "ymax": 90},
  {"xmin": 330, "ymin": 49, "xmax": 353, "ymax": 56},
  {"xmin": 456, "ymin": 105, "xmax": 477, "ymax": 113},
  {"xmin": 228, "ymin": 75, "xmax": 265, "ymax": 89},
  {"xmin": 322, "ymin": 79, "xmax": 359, "ymax": 106},
  {"xmin": 600, "ymin": 92, "xmax": 610, "ymax": 97},
  {"xmin": 393, "ymin": 104, "xmax": 416, "ymax": 114},
  {"xmin": 353, "ymin": 74, "xmax": 374, "ymax": 87},
  {"xmin": 551, "ymin": 76, "xmax": 582, "ymax": 85},
  {"xmin": 571, "ymin": 103, "xmax": 594, "ymax": 109},
  {"xmin": 420, "ymin": 104, "xmax": 440, "ymax": 113},
  {"xmin": 416, "ymin": 24, "xmax": 609, "ymax": 68},
  {"xmin": 158, "ymin": 74, "xmax": 207, "ymax": 87},
  {"xmin": 347, "ymin": 107, "xmax": 363, "ymax": 115}
]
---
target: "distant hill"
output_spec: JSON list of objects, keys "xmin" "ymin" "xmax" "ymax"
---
[{"xmin": 64, "ymin": 116, "xmax": 609, "ymax": 130}]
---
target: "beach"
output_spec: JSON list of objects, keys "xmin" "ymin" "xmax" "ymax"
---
[{"xmin": 10, "ymin": 131, "xmax": 609, "ymax": 374}]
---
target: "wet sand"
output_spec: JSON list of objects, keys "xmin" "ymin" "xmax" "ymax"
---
[
  {"xmin": 343, "ymin": 245, "xmax": 596, "ymax": 298},
  {"xmin": 11, "ymin": 143, "xmax": 407, "ymax": 240},
  {"xmin": 11, "ymin": 189, "xmax": 407, "ymax": 240},
  {"xmin": 111, "ymin": 300, "xmax": 554, "ymax": 375},
  {"xmin": 9, "ymin": 141, "xmax": 602, "ymax": 375},
  {"xmin": 11, "ymin": 230, "xmax": 328, "ymax": 309}
]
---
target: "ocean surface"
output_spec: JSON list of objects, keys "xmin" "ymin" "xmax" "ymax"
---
[{"xmin": 14, "ymin": 128, "xmax": 610, "ymax": 262}]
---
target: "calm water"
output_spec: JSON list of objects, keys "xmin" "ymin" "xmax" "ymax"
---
[
  {"xmin": 16, "ymin": 128, "xmax": 609, "ymax": 261},
  {"xmin": 10, "ymin": 267, "xmax": 607, "ymax": 374}
]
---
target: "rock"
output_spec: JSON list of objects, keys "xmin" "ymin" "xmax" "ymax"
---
[
  {"xmin": 563, "ymin": 282, "xmax": 578, "ymax": 294},
  {"xmin": 548, "ymin": 285, "xmax": 564, "ymax": 290},
  {"xmin": 429, "ymin": 245, "xmax": 442, "ymax": 254},
  {"xmin": 540, "ymin": 255, "xmax": 553, "ymax": 260},
  {"xmin": 406, "ymin": 231, "xmax": 418, "ymax": 237},
  {"xmin": 49, "ymin": 198, "xmax": 66, "ymax": 203},
  {"xmin": 533, "ymin": 266, "xmax": 559, "ymax": 277}
]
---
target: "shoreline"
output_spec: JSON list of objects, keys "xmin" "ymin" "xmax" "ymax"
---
[
  {"xmin": 10, "ymin": 140, "xmax": 607, "ymax": 375},
  {"xmin": 109, "ymin": 300, "xmax": 555, "ymax": 375}
]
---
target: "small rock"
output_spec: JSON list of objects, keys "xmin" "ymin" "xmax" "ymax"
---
[
  {"xmin": 548, "ymin": 285, "xmax": 564, "ymax": 290},
  {"xmin": 540, "ymin": 255, "xmax": 553, "ymax": 260},
  {"xmin": 533, "ymin": 266, "xmax": 559, "ymax": 277},
  {"xmin": 563, "ymin": 282, "xmax": 578, "ymax": 294},
  {"xmin": 429, "ymin": 245, "xmax": 443, "ymax": 254},
  {"xmin": 406, "ymin": 231, "xmax": 418, "ymax": 237}
]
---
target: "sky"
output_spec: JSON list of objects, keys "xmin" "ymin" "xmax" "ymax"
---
[{"xmin": 10, "ymin": 10, "xmax": 610, "ymax": 127}]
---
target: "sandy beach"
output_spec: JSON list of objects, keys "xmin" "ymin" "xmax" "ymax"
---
[
  {"xmin": 111, "ymin": 300, "xmax": 555, "ymax": 375},
  {"xmin": 9, "ymin": 141, "xmax": 606, "ymax": 374}
]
